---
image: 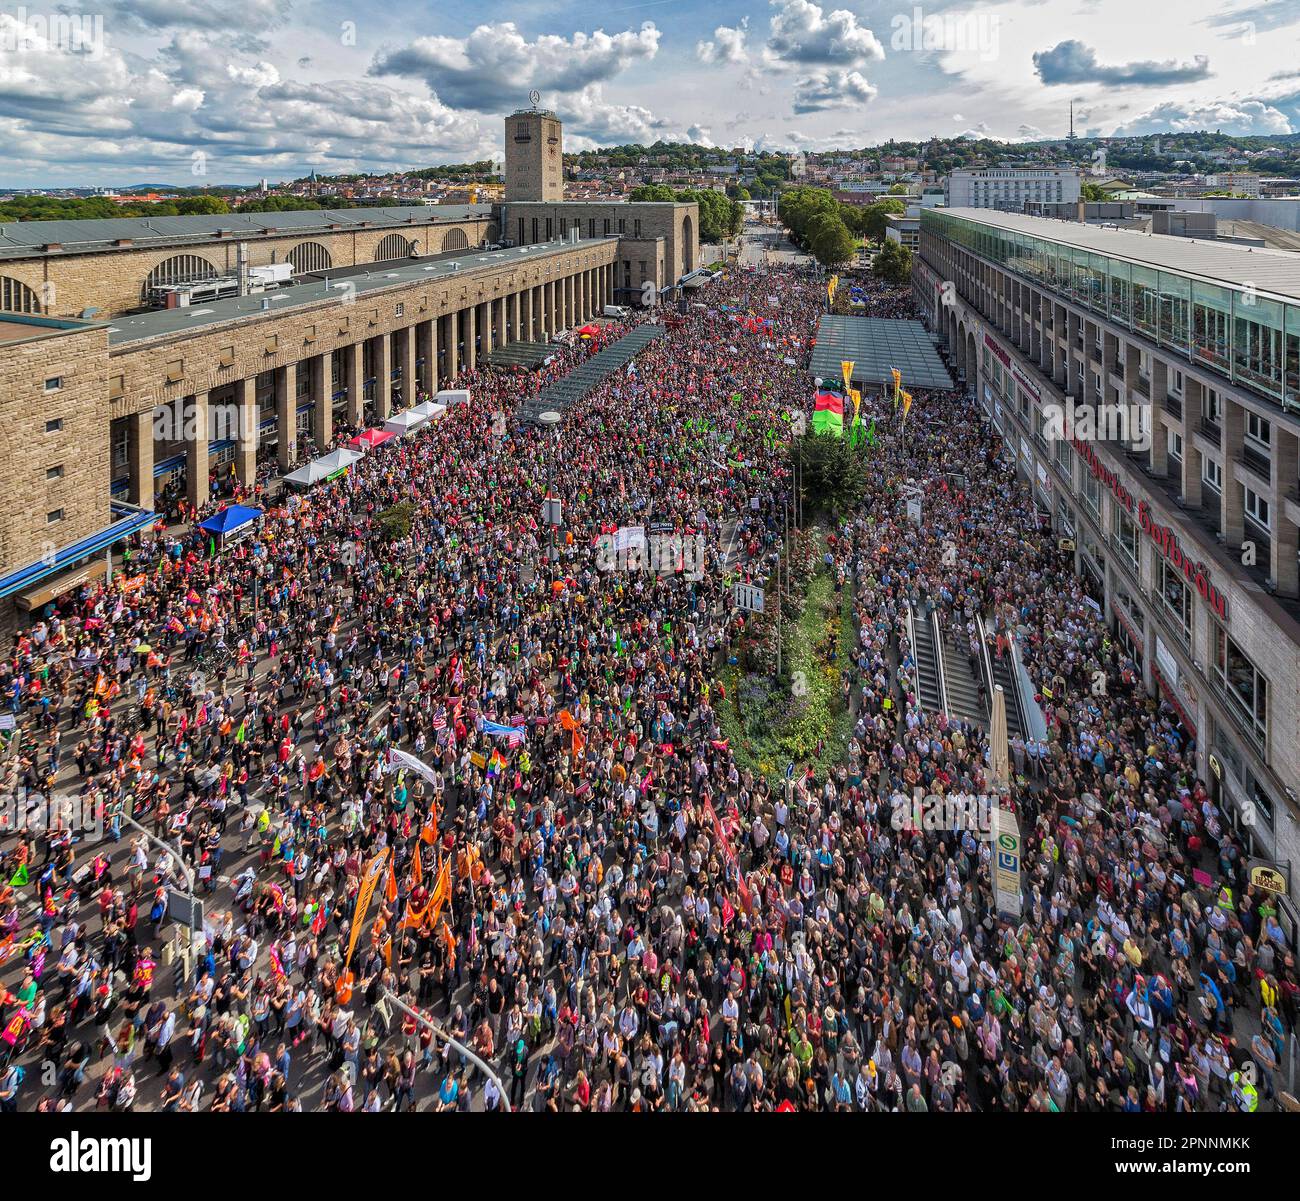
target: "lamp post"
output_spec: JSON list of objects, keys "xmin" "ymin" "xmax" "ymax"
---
[
  {"xmin": 538, "ymin": 411, "xmax": 563, "ymax": 564},
  {"xmin": 120, "ymin": 809, "xmax": 202, "ymax": 976}
]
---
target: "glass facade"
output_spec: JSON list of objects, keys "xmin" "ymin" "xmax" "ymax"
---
[{"xmin": 922, "ymin": 210, "xmax": 1300, "ymax": 411}]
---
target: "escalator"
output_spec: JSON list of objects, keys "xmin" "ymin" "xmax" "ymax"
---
[
  {"xmin": 908, "ymin": 603, "xmax": 944, "ymax": 714},
  {"xmin": 939, "ymin": 622, "xmax": 989, "ymax": 727}
]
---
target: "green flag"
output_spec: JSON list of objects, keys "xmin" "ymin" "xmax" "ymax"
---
[
  {"xmin": 812, "ymin": 409, "xmax": 843, "ymax": 438},
  {"xmin": 9, "ymin": 863, "xmax": 28, "ymax": 887}
]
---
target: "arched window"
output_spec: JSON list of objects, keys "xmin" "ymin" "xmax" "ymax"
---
[
  {"xmin": 375, "ymin": 234, "xmax": 414, "ymax": 262},
  {"xmin": 440, "ymin": 228, "xmax": 470, "ymax": 253},
  {"xmin": 287, "ymin": 241, "xmax": 332, "ymax": 274},
  {"xmin": 0, "ymin": 276, "xmax": 41, "ymax": 313},
  {"xmin": 144, "ymin": 254, "xmax": 217, "ymax": 301}
]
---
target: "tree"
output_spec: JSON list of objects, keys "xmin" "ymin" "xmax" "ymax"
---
[
  {"xmin": 675, "ymin": 189, "xmax": 742, "ymax": 241},
  {"xmin": 377, "ymin": 502, "xmax": 415, "ymax": 542},
  {"xmin": 810, "ymin": 216, "xmax": 855, "ymax": 267},
  {"xmin": 239, "ymin": 195, "xmax": 323, "ymax": 212},
  {"xmin": 887, "ymin": 183, "xmax": 909, "ymax": 195},
  {"xmin": 174, "ymin": 195, "xmax": 231, "ymax": 215},
  {"xmin": 799, "ymin": 433, "xmax": 872, "ymax": 517},
  {"xmin": 872, "ymin": 239, "xmax": 913, "ymax": 285},
  {"xmin": 860, "ymin": 198, "xmax": 906, "ymax": 244},
  {"xmin": 630, "ymin": 184, "xmax": 676, "ymax": 201},
  {"xmin": 728, "ymin": 184, "xmax": 751, "ymax": 201}
]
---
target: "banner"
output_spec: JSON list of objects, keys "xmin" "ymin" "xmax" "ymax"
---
[
  {"xmin": 386, "ymin": 746, "xmax": 440, "ymax": 788},
  {"xmin": 841, "ymin": 360, "xmax": 855, "ymax": 393},
  {"xmin": 344, "ymin": 848, "xmax": 389, "ymax": 971}
]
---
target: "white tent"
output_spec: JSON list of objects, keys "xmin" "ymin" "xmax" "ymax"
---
[
  {"xmin": 435, "ymin": 388, "xmax": 471, "ymax": 407},
  {"xmin": 384, "ymin": 409, "xmax": 429, "ymax": 437},
  {"xmin": 283, "ymin": 446, "xmax": 362, "ymax": 487},
  {"xmin": 408, "ymin": 400, "xmax": 447, "ymax": 423}
]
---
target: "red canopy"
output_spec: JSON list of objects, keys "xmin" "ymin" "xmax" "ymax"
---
[
  {"xmin": 348, "ymin": 429, "xmax": 396, "ymax": 450},
  {"xmin": 576, "ymin": 324, "xmax": 600, "ymax": 336}
]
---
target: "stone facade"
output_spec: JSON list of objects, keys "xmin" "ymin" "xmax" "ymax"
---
[
  {"xmin": 0, "ymin": 321, "xmax": 110, "ymax": 575},
  {"xmin": 504, "ymin": 109, "xmax": 564, "ymax": 204},
  {"xmin": 504, "ymin": 202, "xmax": 697, "ymax": 297},
  {"xmin": 0, "ymin": 213, "xmax": 495, "ymax": 319}
]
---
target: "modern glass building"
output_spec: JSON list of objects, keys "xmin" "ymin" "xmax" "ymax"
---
[{"xmin": 916, "ymin": 207, "xmax": 1300, "ymax": 929}]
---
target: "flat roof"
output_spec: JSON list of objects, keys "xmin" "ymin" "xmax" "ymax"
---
[
  {"xmin": 810, "ymin": 316, "xmax": 954, "ymax": 391},
  {"xmin": 934, "ymin": 207, "xmax": 1300, "ymax": 302},
  {"xmin": 0, "ymin": 204, "xmax": 493, "ymax": 260},
  {"xmin": 106, "ymin": 238, "xmax": 615, "ymax": 347}
]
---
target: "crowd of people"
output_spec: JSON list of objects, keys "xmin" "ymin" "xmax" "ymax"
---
[{"xmin": 0, "ymin": 239, "xmax": 1291, "ymax": 1113}]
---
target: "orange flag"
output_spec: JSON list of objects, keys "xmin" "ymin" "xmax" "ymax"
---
[
  {"xmin": 419, "ymin": 808, "xmax": 438, "ymax": 846},
  {"xmin": 430, "ymin": 856, "xmax": 452, "ymax": 922},
  {"xmin": 411, "ymin": 842, "xmax": 423, "ymax": 889},
  {"xmin": 384, "ymin": 858, "xmax": 398, "ymax": 905}
]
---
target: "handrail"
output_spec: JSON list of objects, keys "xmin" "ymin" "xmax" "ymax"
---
[{"xmin": 930, "ymin": 606, "xmax": 951, "ymax": 719}]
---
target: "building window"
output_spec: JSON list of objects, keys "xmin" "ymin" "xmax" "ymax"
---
[
  {"xmin": 113, "ymin": 426, "xmax": 129, "ymax": 468},
  {"xmin": 45, "ymin": 418, "xmax": 63, "ymax": 433},
  {"xmin": 1168, "ymin": 429, "xmax": 1183, "ymax": 463},
  {"xmin": 603, "ymin": 219, "xmax": 611, "ymax": 236},
  {"xmin": 532, "ymin": 218, "xmax": 539, "ymax": 243},
  {"xmin": 1202, "ymin": 456, "xmax": 1223, "ymax": 493},
  {"xmin": 634, "ymin": 219, "xmax": 642, "ymax": 239},
  {"xmin": 395, "ymin": 303, "xmax": 404, "ymax": 318},
  {"xmin": 1158, "ymin": 557, "xmax": 1192, "ymax": 644},
  {"xmin": 1245, "ymin": 486, "xmax": 1271, "ymax": 531},
  {"xmin": 589, "ymin": 219, "xmax": 596, "ymax": 238},
  {"xmin": 1202, "ymin": 386, "xmax": 1221, "ymax": 425},
  {"xmin": 1081, "ymin": 470, "xmax": 1101, "ymax": 516},
  {"xmin": 1170, "ymin": 368, "xmax": 1184, "ymax": 397},
  {"xmin": 1113, "ymin": 505, "xmax": 1138, "ymax": 569},
  {"xmin": 545, "ymin": 218, "xmax": 553, "ymax": 240},
  {"xmin": 46, "ymin": 465, "xmax": 63, "ymax": 480},
  {"xmin": 47, "ymin": 509, "xmax": 63, "ymax": 524},
  {"xmin": 1245, "ymin": 410, "xmax": 1271, "ymax": 450},
  {"xmin": 44, "ymin": 377, "xmax": 62, "ymax": 392},
  {"xmin": 518, "ymin": 218, "xmax": 525, "ymax": 245},
  {"xmin": 1214, "ymin": 624, "xmax": 1268, "ymax": 745}
]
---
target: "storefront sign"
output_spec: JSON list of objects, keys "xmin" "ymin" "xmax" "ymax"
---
[
  {"xmin": 1071, "ymin": 437, "xmax": 1227, "ymax": 620},
  {"xmin": 1250, "ymin": 864, "xmax": 1288, "ymax": 895},
  {"xmin": 984, "ymin": 332, "xmax": 1011, "ymax": 371}
]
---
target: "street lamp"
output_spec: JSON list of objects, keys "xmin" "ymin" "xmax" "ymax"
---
[
  {"xmin": 538, "ymin": 411, "xmax": 563, "ymax": 563},
  {"xmin": 120, "ymin": 810, "xmax": 202, "ymax": 977}
]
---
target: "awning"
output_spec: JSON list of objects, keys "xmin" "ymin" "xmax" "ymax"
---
[
  {"xmin": 434, "ymin": 389, "xmax": 471, "ymax": 408},
  {"xmin": 15, "ymin": 556, "xmax": 108, "ymax": 612},
  {"xmin": 383, "ymin": 409, "xmax": 429, "ymax": 437},
  {"xmin": 348, "ymin": 428, "xmax": 396, "ymax": 451},
  {"xmin": 408, "ymin": 401, "xmax": 447, "ymax": 423},
  {"xmin": 197, "ymin": 504, "xmax": 263, "ymax": 537},
  {"xmin": 283, "ymin": 447, "xmax": 363, "ymax": 487}
]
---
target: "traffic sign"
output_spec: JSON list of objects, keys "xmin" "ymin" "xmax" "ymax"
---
[{"xmin": 733, "ymin": 583, "xmax": 765, "ymax": 613}]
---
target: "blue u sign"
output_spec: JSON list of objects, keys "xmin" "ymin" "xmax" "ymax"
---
[{"xmin": 997, "ymin": 851, "xmax": 1019, "ymax": 871}]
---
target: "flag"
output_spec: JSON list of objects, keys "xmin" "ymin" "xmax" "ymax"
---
[
  {"xmin": 412, "ymin": 842, "xmax": 424, "ymax": 888},
  {"xmin": 901, "ymin": 391, "xmax": 914, "ymax": 423},
  {"xmin": 384, "ymin": 858, "xmax": 398, "ymax": 905},
  {"xmin": 827, "ymin": 274, "xmax": 838, "ymax": 306},
  {"xmin": 344, "ymin": 848, "xmax": 389, "ymax": 972},
  {"xmin": 419, "ymin": 809, "xmax": 438, "ymax": 847},
  {"xmin": 483, "ymin": 720, "xmax": 525, "ymax": 748},
  {"xmin": 841, "ymin": 360, "xmax": 855, "ymax": 394},
  {"xmin": 430, "ymin": 856, "xmax": 452, "ymax": 923},
  {"xmin": 866, "ymin": 417, "xmax": 878, "ymax": 448},
  {"xmin": 8, "ymin": 864, "xmax": 28, "ymax": 887},
  {"xmin": 891, "ymin": 368, "xmax": 902, "ymax": 410},
  {"xmin": 813, "ymin": 389, "xmax": 844, "ymax": 438}
]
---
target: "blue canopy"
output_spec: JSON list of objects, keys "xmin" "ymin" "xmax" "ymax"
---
[{"xmin": 197, "ymin": 505, "xmax": 262, "ymax": 537}]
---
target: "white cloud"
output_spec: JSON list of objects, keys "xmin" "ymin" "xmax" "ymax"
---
[
  {"xmin": 370, "ymin": 22, "xmax": 660, "ymax": 112},
  {"xmin": 697, "ymin": 19, "xmax": 749, "ymax": 65},
  {"xmin": 765, "ymin": 0, "xmax": 885, "ymax": 66},
  {"xmin": 1112, "ymin": 97, "xmax": 1292, "ymax": 135},
  {"xmin": 792, "ymin": 68, "xmax": 878, "ymax": 113}
]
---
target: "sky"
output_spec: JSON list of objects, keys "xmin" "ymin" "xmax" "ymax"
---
[{"xmin": 0, "ymin": 0, "xmax": 1298, "ymax": 185}]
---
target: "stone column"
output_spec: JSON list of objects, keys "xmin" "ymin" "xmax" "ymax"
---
[
  {"xmin": 446, "ymin": 310, "xmax": 460, "ymax": 380},
  {"xmin": 186, "ymin": 391, "xmax": 209, "ymax": 511},
  {"xmin": 419, "ymin": 317, "xmax": 436, "ymax": 394},
  {"xmin": 309, "ymin": 353, "xmax": 330, "ymax": 449},
  {"xmin": 235, "ymin": 377, "xmax": 258, "ymax": 487},
  {"xmin": 511, "ymin": 291, "xmax": 521, "ymax": 344},
  {"xmin": 345, "ymin": 342, "xmax": 364, "ymax": 427},
  {"xmin": 464, "ymin": 305, "xmax": 476, "ymax": 372},
  {"xmin": 276, "ymin": 362, "xmax": 297, "ymax": 471},
  {"xmin": 401, "ymin": 326, "xmax": 417, "ymax": 408},
  {"xmin": 373, "ymin": 334, "xmax": 392, "ymax": 421},
  {"xmin": 127, "ymin": 407, "xmax": 155, "ymax": 508}
]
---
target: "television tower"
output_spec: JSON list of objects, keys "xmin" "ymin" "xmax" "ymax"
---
[{"xmin": 1067, "ymin": 102, "xmax": 1077, "ymax": 141}]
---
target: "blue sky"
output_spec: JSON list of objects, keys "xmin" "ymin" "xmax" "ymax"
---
[{"xmin": 1, "ymin": 0, "xmax": 1298, "ymax": 184}]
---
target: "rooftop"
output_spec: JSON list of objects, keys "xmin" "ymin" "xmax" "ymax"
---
[
  {"xmin": 0, "ymin": 204, "xmax": 493, "ymax": 260},
  {"xmin": 809, "ymin": 316, "xmax": 954, "ymax": 392},
  {"xmin": 105, "ymin": 238, "xmax": 615, "ymax": 348},
  {"xmin": 934, "ymin": 207, "xmax": 1300, "ymax": 302}
]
